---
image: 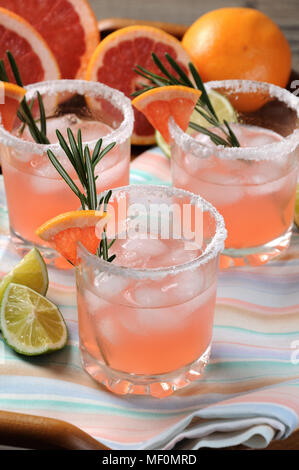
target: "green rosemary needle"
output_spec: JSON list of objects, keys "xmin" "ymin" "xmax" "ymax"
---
[
  {"xmin": 0, "ymin": 51, "xmax": 116, "ymax": 262},
  {"xmin": 133, "ymin": 52, "xmax": 240, "ymax": 148},
  {"xmin": 0, "ymin": 50, "xmax": 49, "ymax": 144},
  {"xmin": 47, "ymin": 129, "xmax": 116, "ymax": 262}
]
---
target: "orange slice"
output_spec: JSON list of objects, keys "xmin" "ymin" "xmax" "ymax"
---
[
  {"xmin": 0, "ymin": 82, "xmax": 26, "ymax": 131},
  {"xmin": 36, "ymin": 210, "xmax": 109, "ymax": 266},
  {"xmin": 0, "ymin": 0, "xmax": 99, "ymax": 79},
  {"xmin": 0, "ymin": 7, "xmax": 60, "ymax": 85},
  {"xmin": 132, "ymin": 85, "xmax": 202, "ymax": 144},
  {"xmin": 86, "ymin": 25, "xmax": 192, "ymax": 145}
]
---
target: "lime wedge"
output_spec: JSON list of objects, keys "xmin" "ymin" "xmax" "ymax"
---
[
  {"xmin": 0, "ymin": 283, "xmax": 67, "ymax": 355},
  {"xmin": 188, "ymin": 89, "xmax": 238, "ymax": 129},
  {"xmin": 0, "ymin": 248, "xmax": 48, "ymax": 304},
  {"xmin": 156, "ymin": 89, "xmax": 238, "ymax": 158},
  {"xmin": 295, "ymin": 183, "xmax": 299, "ymax": 228},
  {"xmin": 155, "ymin": 129, "xmax": 171, "ymax": 159}
]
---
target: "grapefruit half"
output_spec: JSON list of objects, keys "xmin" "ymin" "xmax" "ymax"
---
[
  {"xmin": 0, "ymin": 0, "xmax": 99, "ymax": 79},
  {"xmin": 86, "ymin": 25, "xmax": 192, "ymax": 145},
  {"xmin": 0, "ymin": 7, "xmax": 60, "ymax": 85}
]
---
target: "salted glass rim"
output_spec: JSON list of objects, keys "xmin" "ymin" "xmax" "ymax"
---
[
  {"xmin": 0, "ymin": 79, "xmax": 134, "ymax": 157},
  {"xmin": 77, "ymin": 184, "xmax": 227, "ymax": 280},
  {"xmin": 169, "ymin": 79, "xmax": 299, "ymax": 161}
]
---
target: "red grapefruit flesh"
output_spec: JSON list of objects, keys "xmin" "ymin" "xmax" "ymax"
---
[
  {"xmin": 0, "ymin": 82, "xmax": 26, "ymax": 131},
  {"xmin": 132, "ymin": 86, "xmax": 202, "ymax": 143},
  {"xmin": 0, "ymin": 0, "xmax": 99, "ymax": 79},
  {"xmin": 53, "ymin": 226, "xmax": 101, "ymax": 265},
  {"xmin": 36, "ymin": 210, "xmax": 109, "ymax": 266},
  {"xmin": 86, "ymin": 26, "xmax": 192, "ymax": 145},
  {"xmin": 0, "ymin": 7, "xmax": 60, "ymax": 85}
]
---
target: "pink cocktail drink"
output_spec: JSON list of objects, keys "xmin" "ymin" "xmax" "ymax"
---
[
  {"xmin": 76, "ymin": 185, "xmax": 226, "ymax": 397},
  {"xmin": 172, "ymin": 124, "xmax": 298, "ymax": 250},
  {"xmin": 78, "ymin": 238, "xmax": 216, "ymax": 375},
  {"xmin": 2, "ymin": 118, "xmax": 129, "ymax": 245},
  {"xmin": 170, "ymin": 80, "xmax": 299, "ymax": 266},
  {"xmin": 0, "ymin": 80, "xmax": 133, "ymax": 262}
]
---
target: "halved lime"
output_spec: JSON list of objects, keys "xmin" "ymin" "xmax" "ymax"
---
[
  {"xmin": 0, "ymin": 248, "xmax": 48, "ymax": 304},
  {"xmin": 156, "ymin": 89, "xmax": 238, "ymax": 158},
  {"xmin": 295, "ymin": 183, "xmax": 299, "ymax": 228},
  {"xmin": 0, "ymin": 283, "xmax": 67, "ymax": 355}
]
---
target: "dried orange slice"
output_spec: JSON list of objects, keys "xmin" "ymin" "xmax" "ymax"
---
[
  {"xmin": 0, "ymin": 82, "xmax": 26, "ymax": 131},
  {"xmin": 86, "ymin": 25, "xmax": 192, "ymax": 145},
  {"xmin": 0, "ymin": 0, "xmax": 99, "ymax": 79},
  {"xmin": 132, "ymin": 85, "xmax": 202, "ymax": 144},
  {"xmin": 36, "ymin": 210, "xmax": 109, "ymax": 265},
  {"xmin": 0, "ymin": 7, "xmax": 60, "ymax": 85}
]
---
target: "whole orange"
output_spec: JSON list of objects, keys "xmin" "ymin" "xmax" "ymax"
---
[{"xmin": 182, "ymin": 8, "xmax": 291, "ymax": 111}]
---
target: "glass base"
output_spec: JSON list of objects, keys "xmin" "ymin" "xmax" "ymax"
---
[
  {"xmin": 80, "ymin": 343, "xmax": 211, "ymax": 398},
  {"xmin": 220, "ymin": 226, "xmax": 293, "ymax": 268}
]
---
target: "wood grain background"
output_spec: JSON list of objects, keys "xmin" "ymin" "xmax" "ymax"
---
[{"xmin": 89, "ymin": 0, "xmax": 299, "ymax": 70}]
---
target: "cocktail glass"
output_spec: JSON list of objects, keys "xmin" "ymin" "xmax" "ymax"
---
[
  {"xmin": 170, "ymin": 80, "xmax": 299, "ymax": 266},
  {"xmin": 76, "ymin": 184, "xmax": 226, "ymax": 397},
  {"xmin": 0, "ymin": 80, "xmax": 133, "ymax": 264}
]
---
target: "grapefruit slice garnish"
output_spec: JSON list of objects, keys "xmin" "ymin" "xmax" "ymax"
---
[
  {"xmin": 0, "ymin": 7, "xmax": 60, "ymax": 85},
  {"xmin": 86, "ymin": 25, "xmax": 192, "ymax": 145},
  {"xmin": 132, "ymin": 85, "xmax": 202, "ymax": 144},
  {"xmin": 36, "ymin": 210, "xmax": 110, "ymax": 266},
  {"xmin": 0, "ymin": 0, "xmax": 99, "ymax": 79},
  {"xmin": 0, "ymin": 82, "xmax": 26, "ymax": 131}
]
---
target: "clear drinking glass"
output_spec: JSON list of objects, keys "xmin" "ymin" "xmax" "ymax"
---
[
  {"xmin": 0, "ymin": 80, "xmax": 133, "ymax": 264},
  {"xmin": 76, "ymin": 184, "xmax": 226, "ymax": 397},
  {"xmin": 170, "ymin": 80, "xmax": 299, "ymax": 267}
]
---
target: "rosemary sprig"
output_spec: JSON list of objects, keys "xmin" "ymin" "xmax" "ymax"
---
[
  {"xmin": 97, "ymin": 190, "xmax": 116, "ymax": 263},
  {"xmin": 0, "ymin": 51, "xmax": 49, "ymax": 144},
  {"xmin": 47, "ymin": 130, "xmax": 116, "ymax": 262},
  {"xmin": 133, "ymin": 52, "xmax": 240, "ymax": 148},
  {"xmin": 0, "ymin": 51, "xmax": 116, "ymax": 262}
]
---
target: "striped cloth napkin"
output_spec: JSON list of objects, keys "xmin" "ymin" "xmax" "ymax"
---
[{"xmin": 0, "ymin": 147, "xmax": 299, "ymax": 450}]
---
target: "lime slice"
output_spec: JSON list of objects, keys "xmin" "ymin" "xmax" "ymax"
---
[
  {"xmin": 295, "ymin": 183, "xmax": 299, "ymax": 228},
  {"xmin": 0, "ymin": 283, "xmax": 67, "ymax": 355},
  {"xmin": 188, "ymin": 89, "xmax": 238, "ymax": 130},
  {"xmin": 155, "ymin": 129, "xmax": 171, "ymax": 159},
  {"xmin": 0, "ymin": 248, "xmax": 48, "ymax": 304},
  {"xmin": 155, "ymin": 89, "xmax": 238, "ymax": 158}
]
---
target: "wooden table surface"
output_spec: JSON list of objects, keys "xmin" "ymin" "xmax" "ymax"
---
[{"xmin": 90, "ymin": 0, "xmax": 299, "ymax": 70}]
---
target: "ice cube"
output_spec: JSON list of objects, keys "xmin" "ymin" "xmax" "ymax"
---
[
  {"xmin": 84, "ymin": 288, "xmax": 108, "ymax": 314},
  {"xmin": 134, "ymin": 286, "xmax": 168, "ymax": 308},
  {"xmin": 98, "ymin": 315, "xmax": 119, "ymax": 344},
  {"xmin": 30, "ymin": 173, "xmax": 66, "ymax": 194},
  {"xmin": 135, "ymin": 306, "xmax": 181, "ymax": 331},
  {"xmin": 174, "ymin": 269, "xmax": 205, "ymax": 303},
  {"xmin": 241, "ymin": 127, "xmax": 281, "ymax": 148},
  {"xmin": 158, "ymin": 246, "xmax": 198, "ymax": 267},
  {"xmin": 94, "ymin": 272, "xmax": 129, "ymax": 298},
  {"xmin": 122, "ymin": 238, "xmax": 167, "ymax": 258},
  {"xmin": 172, "ymin": 161, "xmax": 190, "ymax": 187},
  {"xmin": 184, "ymin": 153, "xmax": 205, "ymax": 173},
  {"xmin": 197, "ymin": 177, "xmax": 244, "ymax": 206}
]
